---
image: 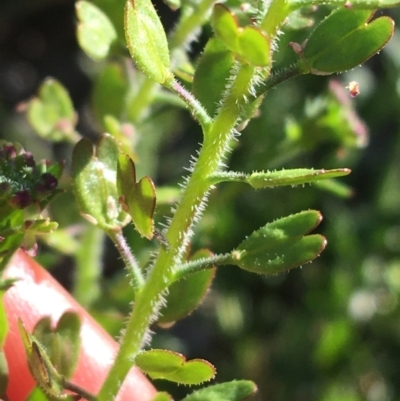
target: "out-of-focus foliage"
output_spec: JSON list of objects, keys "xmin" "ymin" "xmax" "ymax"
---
[{"xmin": 2, "ymin": 1, "xmax": 400, "ymax": 400}]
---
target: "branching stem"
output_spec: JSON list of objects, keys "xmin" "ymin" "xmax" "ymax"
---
[{"xmin": 169, "ymin": 80, "xmax": 213, "ymax": 132}]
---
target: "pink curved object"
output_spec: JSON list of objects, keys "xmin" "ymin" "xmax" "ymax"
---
[{"xmin": 3, "ymin": 250, "xmax": 156, "ymax": 401}]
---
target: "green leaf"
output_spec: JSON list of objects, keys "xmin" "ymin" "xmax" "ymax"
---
[
  {"xmin": 230, "ymin": 210, "xmax": 326, "ymax": 274},
  {"xmin": 313, "ymin": 178, "xmax": 353, "ymax": 198},
  {"xmin": 33, "ymin": 311, "xmax": 81, "ymax": 379},
  {"xmin": 117, "ymin": 154, "xmax": 156, "ymax": 239},
  {"xmin": 124, "ymin": 0, "xmax": 173, "ymax": 84},
  {"xmin": 301, "ymin": 9, "xmax": 394, "ymax": 75},
  {"xmin": 211, "ymin": 4, "xmax": 239, "ymax": 52},
  {"xmin": 129, "ymin": 177, "xmax": 156, "ymax": 239},
  {"xmin": 210, "ymin": 168, "xmax": 351, "ymax": 188},
  {"xmin": 158, "ymin": 249, "xmax": 216, "ymax": 325},
  {"xmin": 288, "ymin": 0, "xmax": 400, "ymax": 11},
  {"xmin": 135, "ymin": 349, "xmax": 216, "ymax": 385},
  {"xmin": 150, "ymin": 392, "xmax": 174, "ymax": 401},
  {"xmin": 72, "ymin": 134, "xmax": 129, "ymax": 230},
  {"xmin": 182, "ymin": 380, "xmax": 257, "ymax": 401},
  {"xmin": 27, "ymin": 78, "xmax": 77, "ymax": 142},
  {"xmin": 26, "ymin": 387, "xmax": 54, "ymax": 401},
  {"xmin": 76, "ymin": 0, "xmax": 117, "ymax": 60},
  {"xmin": 247, "ymin": 168, "xmax": 351, "ymax": 188},
  {"xmin": 211, "ymin": 4, "xmax": 270, "ymax": 67},
  {"xmin": 237, "ymin": 27, "xmax": 270, "ymax": 67},
  {"xmin": 18, "ymin": 320, "xmax": 66, "ymax": 399},
  {"xmin": 193, "ymin": 38, "xmax": 235, "ymax": 116}
]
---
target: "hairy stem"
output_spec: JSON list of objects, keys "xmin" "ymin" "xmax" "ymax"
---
[
  {"xmin": 97, "ymin": 61, "xmax": 260, "ymax": 401},
  {"xmin": 73, "ymin": 225, "xmax": 104, "ymax": 307},
  {"xmin": 108, "ymin": 229, "xmax": 144, "ymax": 292},
  {"xmin": 169, "ymin": 80, "xmax": 212, "ymax": 132}
]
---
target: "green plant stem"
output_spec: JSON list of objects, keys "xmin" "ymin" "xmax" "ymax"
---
[
  {"xmin": 168, "ymin": 0, "xmax": 216, "ymax": 49},
  {"xmin": 127, "ymin": 77, "xmax": 159, "ymax": 122},
  {"xmin": 97, "ymin": 61, "xmax": 259, "ymax": 401},
  {"xmin": 169, "ymin": 80, "xmax": 212, "ymax": 132},
  {"xmin": 254, "ymin": 63, "xmax": 306, "ymax": 99},
  {"xmin": 64, "ymin": 379, "xmax": 97, "ymax": 401},
  {"xmin": 260, "ymin": 0, "xmax": 290, "ymax": 37},
  {"xmin": 97, "ymin": 2, "xmax": 297, "ymax": 398},
  {"xmin": 208, "ymin": 171, "xmax": 247, "ymax": 185},
  {"xmin": 173, "ymin": 253, "xmax": 232, "ymax": 280},
  {"xmin": 73, "ymin": 225, "xmax": 104, "ymax": 308},
  {"xmin": 108, "ymin": 229, "xmax": 144, "ymax": 292}
]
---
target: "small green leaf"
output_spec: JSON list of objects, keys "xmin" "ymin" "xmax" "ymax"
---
[
  {"xmin": 302, "ymin": 9, "xmax": 394, "ymax": 75},
  {"xmin": 135, "ymin": 349, "xmax": 216, "ymax": 385},
  {"xmin": 158, "ymin": 249, "xmax": 216, "ymax": 325},
  {"xmin": 72, "ymin": 134, "xmax": 129, "ymax": 230},
  {"xmin": 26, "ymin": 387, "xmax": 55, "ymax": 401},
  {"xmin": 210, "ymin": 168, "xmax": 351, "ymax": 188},
  {"xmin": 237, "ymin": 27, "xmax": 270, "ymax": 67},
  {"xmin": 27, "ymin": 78, "xmax": 77, "ymax": 142},
  {"xmin": 247, "ymin": 168, "xmax": 351, "ymax": 188},
  {"xmin": 124, "ymin": 0, "xmax": 172, "ymax": 84},
  {"xmin": 314, "ymin": 178, "xmax": 353, "ymax": 198},
  {"xmin": 231, "ymin": 210, "xmax": 326, "ymax": 274},
  {"xmin": 151, "ymin": 392, "xmax": 174, "ymax": 401},
  {"xmin": 117, "ymin": 152, "xmax": 136, "ymax": 197},
  {"xmin": 76, "ymin": 0, "xmax": 117, "ymax": 60},
  {"xmin": 211, "ymin": 4, "xmax": 270, "ymax": 67},
  {"xmin": 33, "ymin": 312, "xmax": 81, "ymax": 379},
  {"xmin": 193, "ymin": 38, "xmax": 235, "ymax": 116},
  {"xmin": 18, "ymin": 320, "xmax": 66, "ymax": 399},
  {"xmin": 129, "ymin": 177, "xmax": 156, "ymax": 239},
  {"xmin": 289, "ymin": 0, "xmax": 400, "ymax": 11},
  {"xmin": 117, "ymin": 154, "xmax": 156, "ymax": 239},
  {"xmin": 211, "ymin": 4, "xmax": 239, "ymax": 52},
  {"xmin": 182, "ymin": 380, "xmax": 257, "ymax": 401}
]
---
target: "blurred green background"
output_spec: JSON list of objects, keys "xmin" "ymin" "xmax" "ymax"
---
[{"xmin": 2, "ymin": 1, "xmax": 400, "ymax": 401}]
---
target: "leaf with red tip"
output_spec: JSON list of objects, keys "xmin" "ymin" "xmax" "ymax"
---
[{"xmin": 117, "ymin": 154, "xmax": 156, "ymax": 239}]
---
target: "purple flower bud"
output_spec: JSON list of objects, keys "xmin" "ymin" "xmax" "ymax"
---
[
  {"xmin": 21, "ymin": 152, "xmax": 35, "ymax": 167},
  {"xmin": 36, "ymin": 173, "xmax": 58, "ymax": 193},
  {"xmin": 10, "ymin": 190, "xmax": 32, "ymax": 209},
  {"xmin": 2, "ymin": 145, "xmax": 17, "ymax": 160}
]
